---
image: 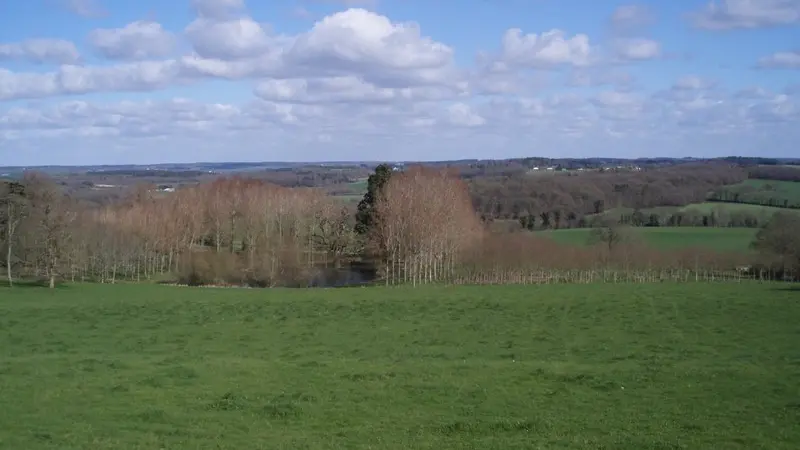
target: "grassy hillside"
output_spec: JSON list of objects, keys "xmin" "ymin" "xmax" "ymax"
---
[
  {"xmin": 709, "ymin": 179, "xmax": 800, "ymax": 209},
  {"xmin": 1, "ymin": 283, "xmax": 799, "ymax": 449},
  {"xmin": 540, "ymin": 226, "xmax": 758, "ymax": 252}
]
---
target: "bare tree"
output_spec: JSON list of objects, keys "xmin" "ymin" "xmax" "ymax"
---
[
  {"xmin": 1, "ymin": 181, "xmax": 27, "ymax": 286},
  {"xmin": 588, "ymin": 219, "xmax": 631, "ymax": 254},
  {"xmin": 24, "ymin": 173, "xmax": 75, "ymax": 288}
]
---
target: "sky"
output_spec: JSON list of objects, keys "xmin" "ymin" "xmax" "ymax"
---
[{"xmin": 0, "ymin": 0, "xmax": 799, "ymax": 166}]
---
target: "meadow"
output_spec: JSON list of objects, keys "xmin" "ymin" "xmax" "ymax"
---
[
  {"xmin": 595, "ymin": 202, "xmax": 800, "ymax": 224},
  {"xmin": 1, "ymin": 283, "xmax": 799, "ymax": 449},
  {"xmin": 539, "ymin": 226, "xmax": 758, "ymax": 253},
  {"xmin": 710, "ymin": 179, "xmax": 800, "ymax": 209}
]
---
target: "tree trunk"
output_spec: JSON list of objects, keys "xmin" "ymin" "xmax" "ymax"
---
[
  {"xmin": 6, "ymin": 240, "xmax": 12, "ymax": 287},
  {"xmin": 49, "ymin": 274, "xmax": 55, "ymax": 289}
]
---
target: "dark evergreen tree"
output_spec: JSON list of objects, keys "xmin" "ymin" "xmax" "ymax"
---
[{"xmin": 355, "ymin": 164, "xmax": 393, "ymax": 235}]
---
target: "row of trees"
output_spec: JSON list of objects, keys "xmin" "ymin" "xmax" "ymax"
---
[
  {"xmin": 516, "ymin": 207, "xmax": 770, "ymax": 231},
  {"xmin": 2, "ymin": 164, "xmax": 799, "ymax": 288}
]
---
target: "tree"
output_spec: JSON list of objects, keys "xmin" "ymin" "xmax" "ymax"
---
[
  {"xmin": 354, "ymin": 164, "xmax": 393, "ymax": 235},
  {"xmin": 24, "ymin": 173, "xmax": 75, "ymax": 288},
  {"xmin": 374, "ymin": 166, "xmax": 482, "ymax": 285},
  {"xmin": 751, "ymin": 212, "xmax": 800, "ymax": 278},
  {"xmin": 0, "ymin": 181, "xmax": 27, "ymax": 287},
  {"xmin": 588, "ymin": 219, "xmax": 630, "ymax": 254},
  {"xmin": 313, "ymin": 205, "xmax": 359, "ymax": 268}
]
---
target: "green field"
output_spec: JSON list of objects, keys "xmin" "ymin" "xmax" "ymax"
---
[
  {"xmin": 540, "ymin": 226, "xmax": 758, "ymax": 252},
  {"xmin": 2, "ymin": 283, "xmax": 799, "ymax": 449},
  {"xmin": 596, "ymin": 202, "xmax": 799, "ymax": 223},
  {"xmin": 329, "ymin": 179, "xmax": 369, "ymax": 203},
  {"xmin": 710, "ymin": 179, "xmax": 800, "ymax": 209}
]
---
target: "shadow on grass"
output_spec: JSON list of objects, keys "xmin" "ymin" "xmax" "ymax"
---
[
  {"xmin": 771, "ymin": 284, "xmax": 800, "ymax": 293},
  {"xmin": 1, "ymin": 279, "xmax": 71, "ymax": 290}
]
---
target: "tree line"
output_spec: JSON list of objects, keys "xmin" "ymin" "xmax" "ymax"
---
[{"xmin": 2, "ymin": 164, "xmax": 799, "ymax": 288}]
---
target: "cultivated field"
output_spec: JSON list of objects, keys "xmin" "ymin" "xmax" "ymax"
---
[
  {"xmin": 1, "ymin": 283, "xmax": 799, "ymax": 449},
  {"xmin": 540, "ymin": 226, "xmax": 758, "ymax": 252}
]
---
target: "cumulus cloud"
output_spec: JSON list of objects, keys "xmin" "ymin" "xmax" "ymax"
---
[
  {"xmin": 0, "ymin": 39, "xmax": 80, "ymax": 64},
  {"xmin": 3, "ymin": 83, "xmax": 799, "ymax": 164},
  {"xmin": 286, "ymin": 9, "xmax": 454, "ymax": 74},
  {"xmin": 0, "ymin": 61, "xmax": 179, "ymax": 101},
  {"xmin": 757, "ymin": 50, "xmax": 800, "ymax": 69},
  {"xmin": 185, "ymin": 17, "xmax": 275, "ymax": 60},
  {"xmin": 690, "ymin": 0, "xmax": 800, "ymax": 29},
  {"xmin": 496, "ymin": 29, "xmax": 594, "ymax": 68},
  {"xmin": 89, "ymin": 21, "xmax": 176, "ymax": 60},
  {"xmin": 2, "ymin": 4, "xmax": 798, "ymax": 164},
  {"xmin": 182, "ymin": 8, "xmax": 461, "ymax": 89}
]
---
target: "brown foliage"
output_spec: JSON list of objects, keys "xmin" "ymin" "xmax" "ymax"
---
[{"xmin": 374, "ymin": 166, "xmax": 483, "ymax": 284}]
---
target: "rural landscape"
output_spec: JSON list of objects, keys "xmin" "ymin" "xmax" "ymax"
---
[
  {"xmin": 2, "ymin": 0, "xmax": 800, "ymax": 448},
  {"xmin": 2, "ymin": 156, "xmax": 800, "ymax": 449}
]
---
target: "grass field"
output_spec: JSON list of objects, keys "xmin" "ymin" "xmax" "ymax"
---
[
  {"xmin": 329, "ymin": 179, "xmax": 368, "ymax": 204},
  {"xmin": 1, "ymin": 283, "xmax": 799, "ymax": 449},
  {"xmin": 596, "ymin": 202, "xmax": 799, "ymax": 223},
  {"xmin": 539, "ymin": 226, "xmax": 757, "ymax": 252},
  {"xmin": 711, "ymin": 179, "xmax": 800, "ymax": 209}
]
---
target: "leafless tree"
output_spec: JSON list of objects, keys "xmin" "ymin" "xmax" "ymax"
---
[{"xmin": 1, "ymin": 181, "xmax": 27, "ymax": 286}]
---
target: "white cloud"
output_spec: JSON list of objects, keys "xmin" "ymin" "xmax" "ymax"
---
[
  {"xmin": 690, "ymin": 0, "xmax": 800, "ymax": 29},
  {"xmin": 613, "ymin": 38, "xmax": 661, "ymax": 61},
  {"xmin": 610, "ymin": 4, "xmax": 653, "ymax": 30},
  {"xmin": 496, "ymin": 29, "xmax": 594, "ymax": 68},
  {"xmin": 4, "ymin": 81, "xmax": 797, "ymax": 165},
  {"xmin": 0, "ymin": 61, "xmax": 179, "ymax": 101},
  {"xmin": 185, "ymin": 17, "xmax": 276, "ymax": 60},
  {"xmin": 254, "ymin": 76, "xmax": 459, "ymax": 104},
  {"xmin": 1, "ymin": 5, "xmax": 798, "ymax": 164},
  {"xmin": 286, "ymin": 9, "xmax": 454, "ymax": 73},
  {"xmin": 89, "ymin": 21, "xmax": 176, "ymax": 60},
  {"xmin": 181, "ymin": 8, "xmax": 461, "ymax": 90},
  {"xmin": 0, "ymin": 39, "xmax": 80, "ymax": 64},
  {"xmin": 757, "ymin": 50, "xmax": 800, "ymax": 69},
  {"xmin": 446, "ymin": 103, "xmax": 486, "ymax": 127}
]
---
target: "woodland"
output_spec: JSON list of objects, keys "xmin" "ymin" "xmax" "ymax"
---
[{"xmin": 1, "ymin": 161, "xmax": 799, "ymax": 288}]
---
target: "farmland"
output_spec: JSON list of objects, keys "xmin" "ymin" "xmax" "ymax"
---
[
  {"xmin": 595, "ymin": 202, "xmax": 799, "ymax": 225},
  {"xmin": 539, "ymin": 226, "xmax": 758, "ymax": 253},
  {"xmin": 1, "ymin": 283, "xmax": 798, "ymax": 449},
  {"xmin": 709, "ymin": 179, "xmax": 800, "ymax": 209}
]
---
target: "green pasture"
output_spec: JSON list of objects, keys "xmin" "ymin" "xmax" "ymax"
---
[
  {"xmin": 1, "ymin": 282, "xmax": 798, "ymax": 449},
  {"xmin": 540, "ymin": 226, "xmax": 758, "ymax": 252}
]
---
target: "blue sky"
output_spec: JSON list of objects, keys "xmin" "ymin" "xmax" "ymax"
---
[{"xmin": 1, "ymin": 0, "xmax": 799, "ymax": 165}]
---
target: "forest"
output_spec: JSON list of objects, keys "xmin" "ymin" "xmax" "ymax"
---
[{"xmin": 2, "ymin": 162, "xmax": 799, "ymax": 288}]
